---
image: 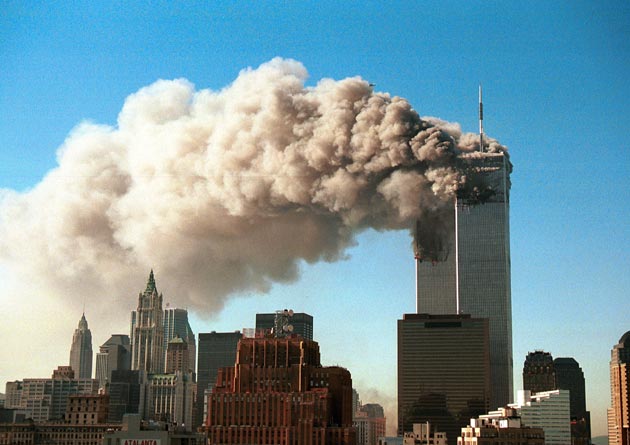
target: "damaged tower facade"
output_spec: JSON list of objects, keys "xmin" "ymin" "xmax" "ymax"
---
[{"xmin": 415, "ymin": 149, "xmax": 513, "ymax": 409}]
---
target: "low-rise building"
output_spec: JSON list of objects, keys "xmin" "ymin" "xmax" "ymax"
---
[
  {"xmin": 0, "ymin": 421, "xmax": 122, "ymax": 445},
  {"xmin": 511, "ymin": 390, "xmax": 571, "ymax": 445},
  {"xmin": 404, "ymin": 422, "xmax": 447, "ymax": 445},
  {"xmin": 458, "ymin": 407, "xmax": 545, "ymax": 445},
  {"xmin": 102, "ymin": 414, "xmax": 204, "ymax": 445},
  {"xmin": 65, "ymin": 393, "xmax": 110, "ymax": 424},
  {"xmin": 5, "ymin": 367, "xmax": 99, "ymax": 422}
]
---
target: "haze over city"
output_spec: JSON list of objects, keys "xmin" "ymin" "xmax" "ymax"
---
[{"xmin": 1, "ymin": 2, "xmax": 629, "ymax": 440}]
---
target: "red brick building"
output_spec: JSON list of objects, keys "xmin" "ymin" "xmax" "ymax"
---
[{"xmin": 205, "ymin": 336, "xmax": 356, "ymax": 445}]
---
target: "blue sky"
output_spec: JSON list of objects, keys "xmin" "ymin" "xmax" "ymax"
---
[{"xmin": 1, "ymin": 1, "xmax": 629, "ymax": 437}]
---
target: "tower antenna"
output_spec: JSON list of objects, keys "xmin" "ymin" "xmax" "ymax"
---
[{"xmin": 479, "ymin": 83, "xmax": 484, "ymax": 152}]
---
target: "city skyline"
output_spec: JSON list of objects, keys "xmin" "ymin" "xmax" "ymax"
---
[{"xmin": 1, "ymin": 2, "xmax": 629, "ymax": 439}]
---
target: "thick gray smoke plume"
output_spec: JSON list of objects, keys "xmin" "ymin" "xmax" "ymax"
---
[{"xmin": 0, "ymin": 58, "xmax": 505, "ymax": 311}]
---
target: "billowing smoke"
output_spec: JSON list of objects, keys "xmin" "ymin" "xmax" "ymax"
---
[{"xmin": 0, "ymin": 58, "xmax": 505, "ymax": 312}]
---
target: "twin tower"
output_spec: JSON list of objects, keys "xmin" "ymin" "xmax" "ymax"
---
[{"xmin": 400, "ymin": 149, "xmax": 513, "ymax": 443}]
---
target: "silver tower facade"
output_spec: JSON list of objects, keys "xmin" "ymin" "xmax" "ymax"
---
[
  {"xmin": 416, "ymin": 151, "xmax": 513, "ymax": 409},
  {"xmin": 69, "ymin": 313, "xmax": 93, "ymax": 379}
]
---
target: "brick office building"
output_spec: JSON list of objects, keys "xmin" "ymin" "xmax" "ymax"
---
[{"xmin": 205, "ymin": 335, "xmax": 356, "ymax": 445}]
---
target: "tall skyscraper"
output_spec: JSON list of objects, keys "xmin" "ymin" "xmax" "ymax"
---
[
  {"xmin": 69, "ymin": 313, "xmax": 93, "ymax": 379},
  {"xmin": 255, "ymin": 310, "xmax": 314, "ymax": 340},
  {"xmin": 521, "ymin": 351, "xmax": 591, "ymax": 445},
  {"xmin": 205, "ymin": 334, "xmax": 355, "ymax": 445},
  {"xmin": 195, "ymin": 331, "xmax": 242, "ymax": 428},
  {"xmin": 398, "ymin": 313, "xmax": 490, "ymax": 445},
  {"xmin": 163, "ymin": 307, "xmax": 196, "ymax": 374},
  {"xmin": 130, "ymin": 270, "xmax": 165, "ymax": 374},
  {"xmin": 554, "ymin": 357, "xmax": 591, "ymax": 445},
  {"xmin": 415, "ymin": 151, "xmax": 513, "ymax": 408},
  {"xmin": 608, "ymin": 331, "xmax": 630, "ymax": 445},
  {"xmin": 95, "ymin": 334, "xmax": 131, "ymax": 388}
]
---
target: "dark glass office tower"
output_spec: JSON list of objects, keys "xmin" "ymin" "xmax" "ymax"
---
[
  {"xmin": 195, "ymin": 331, "xmax": 242, "ymax": 428},
  {"xmin": 416, "ymin": 151, "xmax": 512, "ymax": 409},
  {"xmin": 554, "ymin": 357, "xmax": 591, "ymax": 445},
  {"xmin": 255, "ymin": 311, "xmax": 313, "ymax": 340},
  {"xmin": 397, "ymin": 313, "xmax": 490, "ymax": 445}
]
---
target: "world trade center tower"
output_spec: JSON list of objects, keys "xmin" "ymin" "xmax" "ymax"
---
[{"xmin": 415, "ymin": 149, "xmax": 513, "ymax": 409}]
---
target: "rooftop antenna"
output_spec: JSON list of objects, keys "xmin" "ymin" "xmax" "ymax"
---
[{"xmin": 479, "ymin": 83, "xmax": 484, "ymax": 152}]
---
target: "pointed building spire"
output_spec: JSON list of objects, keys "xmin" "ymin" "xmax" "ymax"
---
[
  {"xmin": 78, "ymin": 312, "xmax": 88, "ymax": 330},
  {"xmin": 145, "ymin": 269, "xmax": 157, "ymax": 296}
]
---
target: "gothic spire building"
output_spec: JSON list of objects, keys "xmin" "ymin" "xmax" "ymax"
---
[
  {"xmin": 130, "ymin": 270, "xmax": 165, "ymax": 374},
  {"xmin": 69, "ymin": 313, "xmax": 93, "ymax": 379}
]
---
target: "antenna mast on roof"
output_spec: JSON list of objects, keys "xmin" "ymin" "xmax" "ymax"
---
[{"xmin": 479, "ymin": 84, "xmax": 484, "ymax": 152}]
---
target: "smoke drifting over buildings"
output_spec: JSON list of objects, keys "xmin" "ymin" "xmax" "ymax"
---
[{"xmin": 0, "ymin": 58, "xmax": 506, "ymax": 313}]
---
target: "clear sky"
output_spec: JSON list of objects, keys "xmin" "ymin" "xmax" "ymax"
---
[{"xmin": 1, "ymin": 1, "xmax": 629, "ymax": 438}]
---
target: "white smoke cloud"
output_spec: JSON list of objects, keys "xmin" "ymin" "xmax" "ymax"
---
[{"xmin": 0, "ymin": 57, "xmax": 504, "ymax": 313}]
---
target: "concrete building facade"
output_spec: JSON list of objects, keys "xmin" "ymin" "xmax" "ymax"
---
[
  {"xmin": 5, "ymin": 367, "xmax": 99, "ymax": 422},
  {"xmin": 512, "ymin": 389, "xmax": 571, "ymax": 445},
  {"xmin": 65, "ymin": 393, "xmax": 110, "ymax": 424},
  {"xmin": 458, "ymin": 407, "xmax": 544, "ymax": 445},
  {"xmin": 355, "ymin": 403, "xmax": 386, "ymax": 445},
  {"xmin": 145, "ymin": 372, "xmax": 195, "ymax": 430},
  {"xmin": 404, "ymin": 422, "xmax": 448, "ymax": 445}
]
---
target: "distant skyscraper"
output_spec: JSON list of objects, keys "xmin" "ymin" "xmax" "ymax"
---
[
  {"xmin": 554, "ymin": 357, "xmax": 591, "ymax": 445},
  {"xmin": 69, "ymin": 313, "xmax": 93, "ymax": 379},
  {"xmin": 195, "ymin": 331, "xmax": 242, "ymax": 428},
  {"xmin": 205, "ymin": 334, "xmax": 355, "ymax": 445},
  {"xmin": 256, "ymin": 310, "xmax": 313, "ymax": 340},
  {"xmin": 608, "ymin": 331, "xmax": 630, "ymax": 445},
  {"xmin": 415, "ymin": 151, "xmax": 513, "ymax": 408},
  {"xmin": 163, "ymin": 307, "xmax": 196, "ymax": 374},
  {"xmin": 398, "ymin": 313, "xmax": 491, "ymax": 445},
  {"xmin": 522, "ymin": 351, "xmax": 591, "ymax": 445},
  {"xmin": 95, "ymin": 334, "xmax": 131, "ymax": 388},
  {"xmin": 523, "ymin": 350, "xmax": 555, "ymax": 394},
  {"xmin": 130, "ymin": 270, "xmax": 165, "ymax": 373}
]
